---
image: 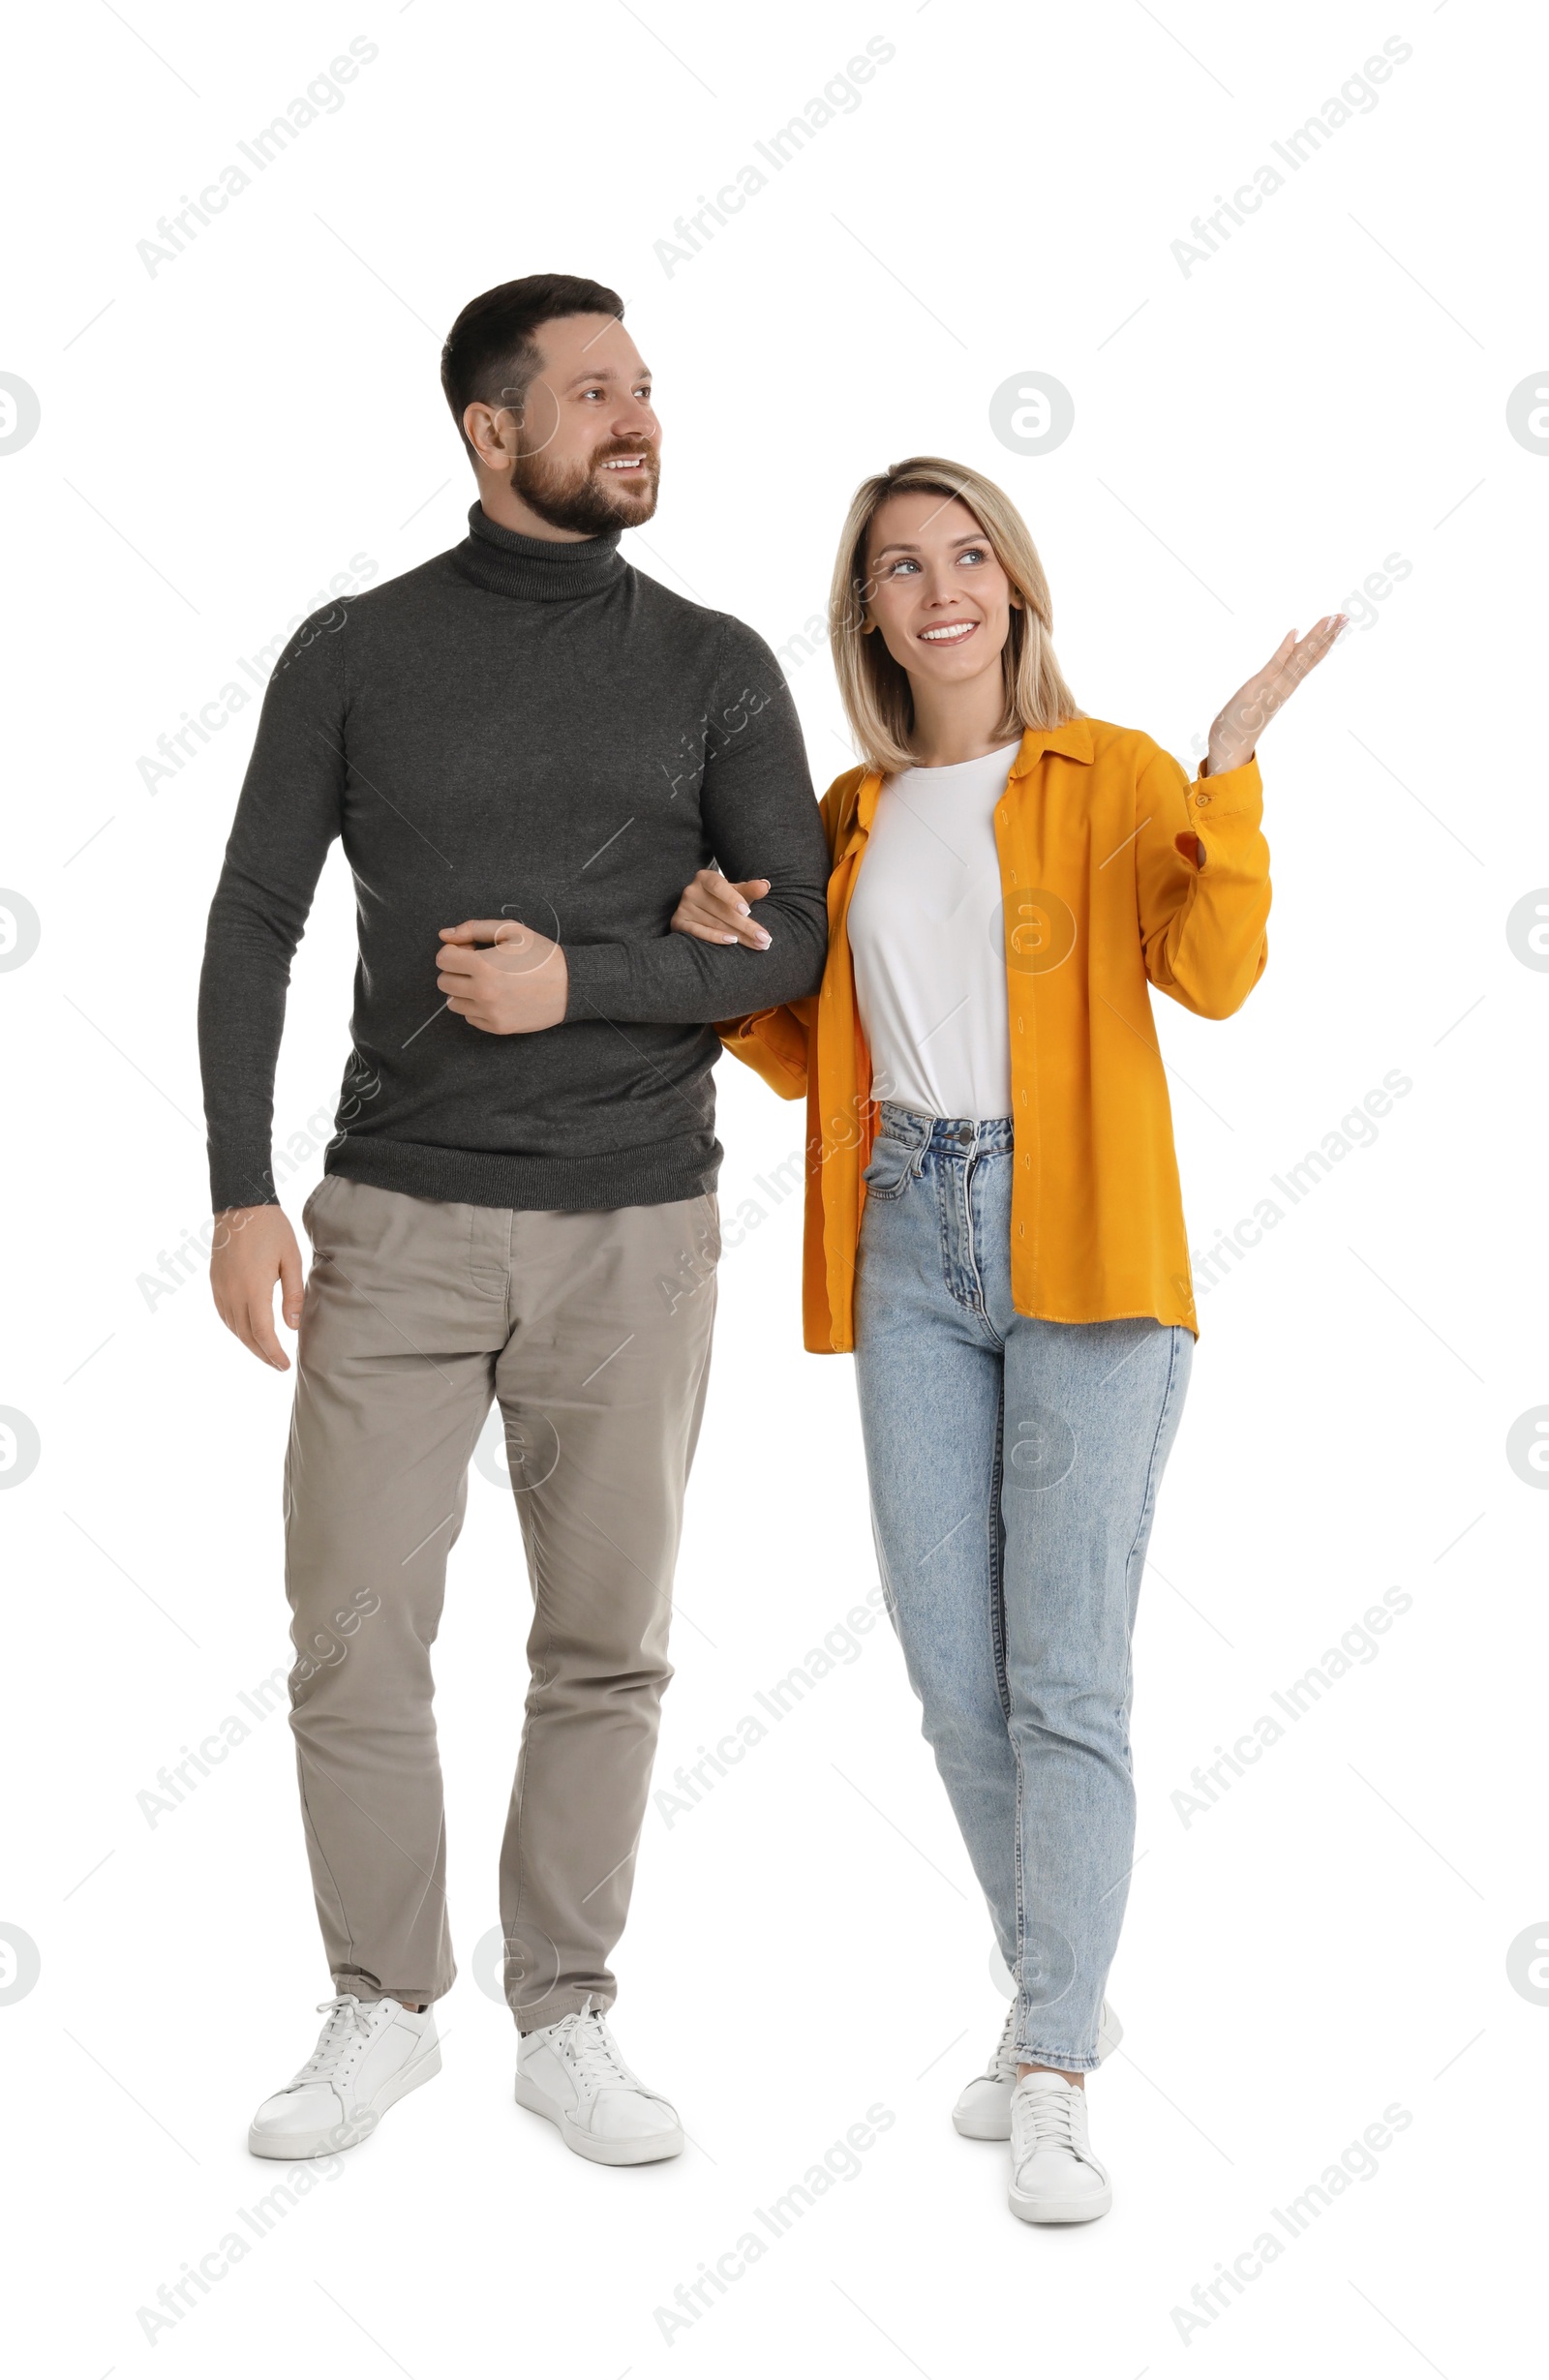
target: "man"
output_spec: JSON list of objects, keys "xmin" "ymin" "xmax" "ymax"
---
[{"xmin": 199, "ymin": 273, "xmax": 828, "ymax": 2165}]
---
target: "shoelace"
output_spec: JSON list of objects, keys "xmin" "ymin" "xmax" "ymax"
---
[
  {"xmin": 286, "ymin": 1995, "xmax": 378, "ymax": 2091},
  {"xmin": 1013, "ymin": 2082, "xmax": 1087, "ymax": 2162},
  {"xmin": 556, "ymin": 1997, "xmax": 642, "ymax": 2095}
]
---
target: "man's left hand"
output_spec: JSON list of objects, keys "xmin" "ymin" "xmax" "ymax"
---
[{"xmin": 437, "ymin": 919, "xmax": 568, "ymax": 1034}]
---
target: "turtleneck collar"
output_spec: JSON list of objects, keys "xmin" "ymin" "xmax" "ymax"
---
[{"xmin": 451, "ymin": 502, "xmax": 626, "ymax": 602}]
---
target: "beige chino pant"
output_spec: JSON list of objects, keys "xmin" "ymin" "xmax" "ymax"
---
[{"xmin": 283, "ymin": 1174, "xmax": 718, "ymax": 2028}]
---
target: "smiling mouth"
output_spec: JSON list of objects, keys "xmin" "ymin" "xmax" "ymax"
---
[
  {"xmin": 919, "ymin": 619, "xmax": 979, "ymax": 645},
  {"xmin": 600, "ymin": 454, "xmax": 651, "ymax": 473}
]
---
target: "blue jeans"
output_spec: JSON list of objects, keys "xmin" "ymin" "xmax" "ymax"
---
[{"xmin": 852, "ymin": 1102, "xmax": 1193, "ymax": 2070}]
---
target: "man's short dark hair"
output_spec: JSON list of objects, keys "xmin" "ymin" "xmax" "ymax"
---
[{"xmin": 440, "ymin": 274, "xmax": 624, "ymax": 456}]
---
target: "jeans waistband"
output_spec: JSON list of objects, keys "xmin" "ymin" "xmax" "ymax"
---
[{"xmin": 876, "ymin": 1100, "xmax": 1014, "ymax": 1156}]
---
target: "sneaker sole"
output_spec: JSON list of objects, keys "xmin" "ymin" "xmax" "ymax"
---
[
  {"xmin": 1008, "ymin": 2180, "xmax": 1112, "ymax": 2224},
  {"xmin": 952, "ymin": 2100, "xmax": 1014, "ymax": 2141},
  {"xmin": 514, "ymin": 2072, "xmax": 683, "ymax": 2166},
  {"xmin": 247, "ymin": 2038, "xmax": 442, "ymax": 2160},
  {"xmin": 952, "ymin": 2002, "xmax": 1124, "ymax": 2141}
]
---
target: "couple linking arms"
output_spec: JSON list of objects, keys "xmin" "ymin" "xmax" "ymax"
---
[{"xmin": 200, "ymin": 272, "xmax": 1340, "ymax": 2225}]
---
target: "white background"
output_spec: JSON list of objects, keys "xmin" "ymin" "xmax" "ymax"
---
[{"xmin": 2, "ymin": 2, "xmax": 1543, "ymax": 2373}]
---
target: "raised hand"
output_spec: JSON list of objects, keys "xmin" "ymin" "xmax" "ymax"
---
[{"xmin": 1206, "ymin": 615, "xmax": 1347, "ymax": 776}]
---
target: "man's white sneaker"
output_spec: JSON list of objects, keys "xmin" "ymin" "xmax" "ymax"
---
[
  {"xmin": 952, "ymin": 1998, "xmax": 1122, "ymax": 2139},
  {"xmin": 515, "ymin": 1995, "xmax": 683, "ymax": 2166},
  {"xmin": 248, "ymin": 1995, "xmax": 440, "ymax": 2160},
  {"xmin": 1007, "ymin": 2072, "xmax": 1112, "ymax": 2222}
]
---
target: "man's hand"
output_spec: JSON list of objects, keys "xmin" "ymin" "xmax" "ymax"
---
[
  {"xmin": 669, "ymin": 870, "xmax": 773, "ymax": 949},
  {"xmin": 437, "ymin": 919, "xmax": 569, "ymax": 1033},
  {"xmin": 209, "ymin": 1204, "xmax": 304, "ymax": 1370}
]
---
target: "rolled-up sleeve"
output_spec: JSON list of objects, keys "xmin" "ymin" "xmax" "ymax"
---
[{"xmin": 1135, "ymin": 740, "xmax": 1270, "ymax": 1019}]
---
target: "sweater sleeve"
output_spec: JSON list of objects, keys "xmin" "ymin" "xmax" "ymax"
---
[
  {"xmin": 561, "ymin": 618, "xmax": 830, "ymax": 1026},
  {"xmin": 1135, "ymin": 738, "xmax": 1270, "ymax": 1020},
  {"xmin": 714, "ymin": 768, "xmax": 857, "ymax": 1096},
  {"xmin": 197, "ymin": 605, "xmax": 349, "ymax": 1210}
]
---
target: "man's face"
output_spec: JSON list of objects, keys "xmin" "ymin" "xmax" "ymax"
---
[{"xmin": 501, "ymin": 314, "xmax": 661, "ymax": 535}]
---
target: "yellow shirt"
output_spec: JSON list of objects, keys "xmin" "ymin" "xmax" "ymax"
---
[{"xmin": 717, "ymin": 715, "xmax": 1270, "ymax": 1353}]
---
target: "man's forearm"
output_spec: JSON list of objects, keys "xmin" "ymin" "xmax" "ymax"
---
[
  {"xmin": 198, "ymin": 907, "xmax": 294, "ymax": 1211},
  {"xmin": 562, "ymin": 889, "xmax": 827, "ymax": 1027}
]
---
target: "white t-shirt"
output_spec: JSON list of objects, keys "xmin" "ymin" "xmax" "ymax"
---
[{"xmin": 847, "ymin": 741, "xmax": 1018, "ymax": 1123}]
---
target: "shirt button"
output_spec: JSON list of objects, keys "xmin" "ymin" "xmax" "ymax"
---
[{"xmin": 1196, "ymin": 792, "xmax": 1211, "ymax": 805}]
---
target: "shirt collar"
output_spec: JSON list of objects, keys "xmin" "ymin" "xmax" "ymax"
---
[
  {"xmin": 1005, "ymin": 716, "xmax": 1095, "ymax": 774},
  {"xmin": 853, "ymin": 717, "xmax": 1094, "ymax": 836}
]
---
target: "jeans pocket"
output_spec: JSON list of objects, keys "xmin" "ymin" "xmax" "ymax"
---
[{"xmin": 862, "ymin": 1135, "xmax": 919, "ymax": 1202}]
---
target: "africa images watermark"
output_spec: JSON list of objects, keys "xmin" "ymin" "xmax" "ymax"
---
[
  {"xmin": 137, "ymin": 1102, "xmax": 341, "ymax": 1310},
  {"xmin": 1189, "ymin": 1067, "xmax": 1412, "ymax": 1301},
  {"xmin": 653, "ymin": 2102, "xmax": 896, "ymax": 2346},
  {"xmin": 653, "ymin": 37, "xmax": 896, "ymax": 276},
  {"xmin": 1169, "ymin": 34, "xmax": 1414, "ymax": 277},
  {"xmin": 1169, "ymin": 2100, "xmax": 1413, "ymax": 2345},
  {"xmin": 136, "ymin": 1666, "xmax": 289, "ymax": 1828},
  {"xmin": 657, "ymin": 673, "xmax": 787, "ymax": 803},
  {"xmin": 1169, "ymin": 1582, "xmax": 1414, "ymax": 1828},
  {"xmin": 653, "ymin": 1582, "xmax": 891, "ymax": 1828},
  {"xmin": 136, "ymin": 2149, "xmax": 351, "ymax": 2346},
  {"xmin": 136, "ymin": 555, "xmax": 378, "ymax": 796},
  {"xmin": 135, "ymin": 1596, "xmax": 382, "ymax": 1829}
]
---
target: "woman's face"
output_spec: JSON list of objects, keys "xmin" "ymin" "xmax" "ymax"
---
[{"xmin": 861, "ymin": 492, "xmax": 1017, "ymax": 690}]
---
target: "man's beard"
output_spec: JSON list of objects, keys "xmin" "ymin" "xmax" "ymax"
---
[{"xmin": 508, "ymin": 437, "xmax": 660, "ymax": 535}]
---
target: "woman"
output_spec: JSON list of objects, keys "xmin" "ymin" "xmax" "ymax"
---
[{"xmin": 671, "ymin": 457, "xmax": 1342, "ymax": 2224}]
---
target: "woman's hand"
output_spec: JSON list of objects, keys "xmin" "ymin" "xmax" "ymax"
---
[
  {"xmin": 1205, "ymin": 614, "xmax": 1348, "ymax": 775},
  {"xmin": 670, "ymin": 868, "xmax": 774, "ymax": 949}
]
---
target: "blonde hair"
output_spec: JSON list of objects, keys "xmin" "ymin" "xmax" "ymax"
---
[{"xmin": 827, "ymin": 455, "xmax": 1082, "ymax": 774}]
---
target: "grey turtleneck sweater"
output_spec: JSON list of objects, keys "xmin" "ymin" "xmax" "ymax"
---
[{"xmin": 197, "ymin": 503, "xmax": 829, "ymax": 1215}]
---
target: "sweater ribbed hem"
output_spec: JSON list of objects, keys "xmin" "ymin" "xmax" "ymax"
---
[{"xmin": 325, "ymin": 1130, "xmax": 721, "ymax": 1213}]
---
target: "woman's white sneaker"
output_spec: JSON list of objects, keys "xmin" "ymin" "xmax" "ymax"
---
[
  {"xmin": 516, "ymin": 1996, "xmax": 683, "ymax": 2166},
  {"xmin": 248, "ymin": 1995, "xmax": 440, "ymax": 2160},
  {"xmin": 1007, "ymin": 2073, "xmax": 1111, "ymax": 2222},
  {"xmin": 952, "ymin": 1998, "xmax": 1122, "ymax": 2139}
]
